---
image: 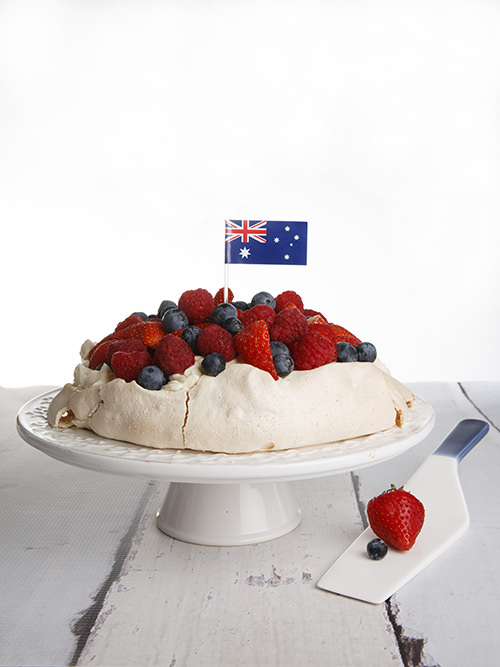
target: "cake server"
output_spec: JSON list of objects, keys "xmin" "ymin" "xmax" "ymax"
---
[{"xmin": 317, "ymin": 419, "xmax": 489, "ymax": 604}]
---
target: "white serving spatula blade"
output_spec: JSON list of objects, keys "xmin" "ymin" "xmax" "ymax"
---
[{"xmin": 317, "ymin": 419, "xmax": 489, "ymax": 604}]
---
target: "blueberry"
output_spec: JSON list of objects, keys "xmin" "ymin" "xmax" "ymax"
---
[
  {"xmin": 357, "ymin": 342, "xmax": 377, "ymax": 363},
  {"xmin": 162, "ymin": 307, "xmax": 189, "ymax": 332},
  {"xmin": 366, "ymin": 538, "xmax": 388, "ymax": 560},
  {"xmin": 270, "ymin": 341, "xmax": 289, "ymax": 357},
  {"xmin": 222, "ymin": 317, "xmax": 243, "ymax": 335},
  {"xmin": 232, "ymin": 300, "xmax": 250, "ymax": 311},
  {"xmin": 137, "ymin": 365, "xmax": 167, "ymax": 390},
  {"xmin": 158, "ymin": 299, "xmax": 177, "ymax": 318},
  {"xmin": 273, "ymin": 353, "xmax": 294, "ymax": 378},
  {"xmin": 210, "ymin": 303, "xmax": 238, "ymax": 325},
  {"xmin": 336, "ymin": 341, "xmax": 358, "ymax": 362},
  {"xmin": 181, "ymin": 325, "xmax": 202, "ymax": 351},
  {"xmin": 201, "ymin": 352, "xmax": 226, "ymax": 377},
  {"xmin": 131, "ymin": 311, "xmax": 147, "ymax": 320},
  {"xmin": 251, "ymin": 291, "xmax": 276, "ymax": 309}
]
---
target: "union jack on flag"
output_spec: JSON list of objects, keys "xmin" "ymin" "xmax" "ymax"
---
[
  {"xmin": 225, "ymin": 219, "xmax": 267, "ymax": 244},
  {"xmin": 224, "ymin": 220, "xmax": 307, "ymax": 265}
]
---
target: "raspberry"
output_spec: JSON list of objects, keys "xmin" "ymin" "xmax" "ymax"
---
[
  {"xmin": 112, "ymin": 349, "xmax": 152, "ymax": 382},
  {"xmin": 307, "ymin": 322, "xmax": 337, "ymax": 345},
  {"xmin": 275, "ymin": 290, "xmax": 304, "ymax": 313},
  {"xmin": 270, "ymin": 307, "xmax": 308, "ymax": 345},
  {"xmin": 153, "ymin": 334, "xmax": 195, "ymax": 376},
  {"xmin": 213, "ymin": 287, "xmax": 234, "ymax": 306},
  {"xmin": 196, "ymin": 325, "xmax": 237, "ymax": 362},
  {"xmin": 178, "ymin": 288, "xmax": 214, "ymax": 324},
  {"xmin": 290, "ymin": 332, "xmax": 337, "ymax": 370},
  {"xmin": 105, "ymin": 339, "xmax": 148, "ymax": 366},
  {"xmin": 114, "ymin": 314, "xmax": 144, "ymax": 334},
  {"xmin": 239, "ymin": 304, "xmax": 276, "ymax": 330}
]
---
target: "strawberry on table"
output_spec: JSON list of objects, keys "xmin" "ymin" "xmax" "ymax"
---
[
  {"xmin": 367, "ymin": 485, "xmax": 425, "ymax": 551},
  {"xmin": 234, "ymin": 320, "xmax": 279, "ymax": 380}
]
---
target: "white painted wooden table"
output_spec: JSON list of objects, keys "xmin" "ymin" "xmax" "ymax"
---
[{"xmin": 1, "ymin": 382, "xmax": 499, "ymax": 667}]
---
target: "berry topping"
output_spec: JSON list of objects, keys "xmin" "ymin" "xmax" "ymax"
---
[
  {"xmin": 367, "ymin": 485, "xmax": 425, "ymax": 551},
  {"xmin": 251, "ymin": 291, "xmax": 276, "ymax": 309},
  {"xmin": 153, "ymin": 334, "xmax": 195, "ymax": 376},
  {"xmin": 357, "ymin": 341, "xmax": 377, "ymax": 363},
  {"xmin": 239, "ymin": 304, "xmax": 276, "ymax": 330},
  {"xmin": 291, "ymin": 331, "xmax": 337, "ymax": 370},
  {"xmin": 336, "ymin": 341, "xmax": 358, "ymax": 363},
  {"xmin": 178, "ymin": 288, "xmax": 214, "ymax": 324},
  {"xmin": 197, "ymin": 325, "xmax": 237, "ymax": 362},
  {"xmin": 275, "ymin": 290, "xmax": 304, "ymax": 313},
  {"xmin": 112, "ymin": 349, "xmax": 152, "ymax": 383},
  {"xmin": 137, "ymin": 365, "xmax": 167, "ymax": 390},
  {"xmin": 366, "ymin": 538, "xmax": 388, "ymax": 561},
  {"xmin": 234, "ymin": 320, "xmax": 279, "ymax": 380},
  {"xmin": 162, "ymin": 307, "xmax": 189, "ymax": 333},
  {"xmin": 270, "ymin": 307, "xmax": 308, "ymax": 345},
  {"xmin": 201, "ymin": 352, "xmax": 226, "ymax": 377},
  {"xmin": 273, "ymin": 352, "xmax": 294, "ymax": 378},
  {"xmin": 85, "ymin": 287, "xmax": 379, "ymax": 387}
]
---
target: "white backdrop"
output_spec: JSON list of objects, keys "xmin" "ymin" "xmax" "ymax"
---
[{"xmin": 1, "ymin": 0, "xmax": 499, "ymax": 387}]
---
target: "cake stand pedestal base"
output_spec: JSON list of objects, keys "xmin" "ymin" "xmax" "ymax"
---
[{"xmin": 156, "ymin": 481, "xmax": 302, "ymax": 546}]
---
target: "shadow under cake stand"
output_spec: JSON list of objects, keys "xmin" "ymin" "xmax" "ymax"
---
[{"xmin": 17, "ymin": 390, "xmax": 434, "ymax": 546}]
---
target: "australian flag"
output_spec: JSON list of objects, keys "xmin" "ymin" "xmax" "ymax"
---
[{"xmin": 225, "ymin": 220, "xmax": 308, "ymax": 265}]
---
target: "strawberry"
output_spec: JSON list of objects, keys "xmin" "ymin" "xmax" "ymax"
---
[
  {"xmin": 213, "ymin": 287, "xmax": 234, "ymax": 306},
  {"xmin": 270, "ymin": 307, "xmax": 308, "ymax": 345},
  {"xmin": 178, "ymin": 288, "xmax": 214, "ymax": 324},
  {"xmin": 196, "ymin": 324, "xmax": 237, "ymax": 361},
  {"xmin": 367, "ymin": 485, "xmax": 425, "ymax": 551},
  {"xmin": 275, "ymin": 290, "xmax": 304, "ymax": 313},
  {"xmin": 153, "ymin": 334, "xmax": 195, "ymax": 376},
  {"xmin": 128, "ymin": 320, "xmax": 165, "ymax": 349},
  {"xmin": 329, "ymin": 323, "xmax": 361, "ymax": 347},
  {"xmin": 88, "ymin": 338, "xmax": 115, "ymax": 369},
  {"xmin": 234, "ymin": 320, "xmax": 278, "ymax": 380},
  {"xmin": 290, "ymin": 331, "xmax": 337, "ymax": 370},
  {"xmin": 239, "ymin": 304, "xmax": 276, "ymax": 330},
  {"xmin": 111, "ymin": 349, "xmax": 152, "ymax": 383}
]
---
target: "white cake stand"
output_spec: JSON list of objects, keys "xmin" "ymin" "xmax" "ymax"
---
[{"xmin": 17, "ymin": 389, "xmax": 434, "ymax": 546}]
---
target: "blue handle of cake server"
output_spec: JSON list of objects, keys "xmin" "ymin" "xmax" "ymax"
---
[{"xmin": 433, "ymin": 419, "xmax": 489, "ymax": 462}]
